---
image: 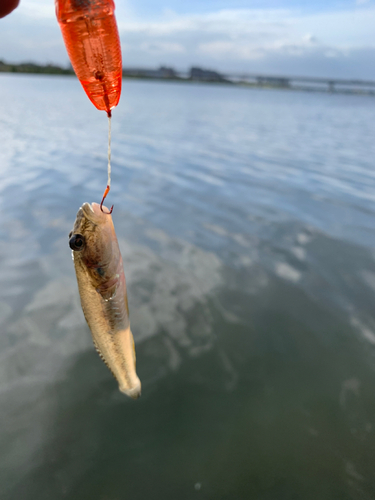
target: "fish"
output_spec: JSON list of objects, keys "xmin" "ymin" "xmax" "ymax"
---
[{"xmin": 69, "ymin": 202, "xmax": 141, "ymax": 399}]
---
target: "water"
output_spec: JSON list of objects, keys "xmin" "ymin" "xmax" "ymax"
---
[{"xmin": 1, "ymin": 74, "xmax": 375, "ymax": 499}]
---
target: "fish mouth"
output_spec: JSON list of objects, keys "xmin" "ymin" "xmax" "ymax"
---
[{"xmin": 81, "ymin": 202, "xmax": 110, "ymax": 224}]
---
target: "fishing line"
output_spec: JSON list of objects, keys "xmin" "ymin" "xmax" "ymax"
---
[
  {"xmin": 100, "ymin": 111, "xmax": 113, "ymax": 214},
  {"xmin": 107, "ymin": 112, "xmax": 112, "ymax": 189}
]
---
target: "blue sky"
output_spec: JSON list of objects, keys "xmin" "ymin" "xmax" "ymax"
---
[{"xmin": 1, "ymin": 0, "xmax": 375, "ymax": 78}]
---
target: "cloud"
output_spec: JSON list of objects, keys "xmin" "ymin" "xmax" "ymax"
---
[
  {"xmin": 117, "ymin": 6, "xmax": 375, "ymax": 51},
  {"xmin": 117, "ymin": 6, "xmax": 375, "ymax": 77},
  {"xmin": 138, "ymin": 41, "xmax": 185, "ymax": 54},
  {"xmin": 21, "ymin": 0, "xmax": 55, "ymax": 19},
  {"xmin": 1, "ymin": 1, "xmax": 375, "ymax": 78},
  {"xmin": 118, "ymin": 8, "xmax": 294, "ymax": 38},
  {"xmin": 198, "ymin": 30, "xmax": 319, "ymax": 61}
]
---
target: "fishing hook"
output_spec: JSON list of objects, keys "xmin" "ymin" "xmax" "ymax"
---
[{"xmin": 100, "ymin": 185, "xmax": 113, "ymax": 214}]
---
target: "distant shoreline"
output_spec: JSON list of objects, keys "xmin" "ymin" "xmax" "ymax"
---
[
  {"xmin": 0, "ymin": 60, "xmax": 74, "ymax": 76},
  {"xmin": 1, "ymin": 61, "xmax": 374, "ymax": 96}
]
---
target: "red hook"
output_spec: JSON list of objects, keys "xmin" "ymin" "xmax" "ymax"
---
[{"xmin": 100, "ymin": 185, "xmax": 113, "ymax": 214}]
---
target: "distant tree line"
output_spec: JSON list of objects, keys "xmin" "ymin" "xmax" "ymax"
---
[
  {"xmin": 122, "ymin": 66, "xmax": 229, "ymax": 83},
  {"xmin": 0, "ymin": 60, "xmax": 74, "ymax": 75},
  {"xmin": 2, "ymin": 60, "xmax": 372, "ymax": 94},
  {"xmin": 0, "ymin": 60, "xmax": 229, "ymax": 83}
]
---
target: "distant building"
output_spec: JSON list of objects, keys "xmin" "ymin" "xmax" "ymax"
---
[
  {"xmin": 189, "ymin": 67, "xmax": 227, "ymax": 82},
  {"xmin": 256, "ymin": 76, "xmax": 290, "ymax": 88},
  {"xmin": 123, "ymin": 66, "xmax": 178, "ymax": 79},
  {"xmin": 156, "ymin": 66, "xmax": 177, "ymax": 78}
]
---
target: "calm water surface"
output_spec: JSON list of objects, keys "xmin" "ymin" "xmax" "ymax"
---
[{"xmin": 1, "ymin": 74, "xmax": 375, "ymax": 499}]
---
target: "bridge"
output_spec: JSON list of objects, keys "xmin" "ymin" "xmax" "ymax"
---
[
  {"xmin": 122, "ymin": 66, "xmax": 375, "ymax": 95},
  {"xmin": 221, "ymin": 73, "xmax": 375, "ymax": 94}
]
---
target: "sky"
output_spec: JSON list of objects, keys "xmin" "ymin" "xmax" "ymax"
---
[{"xmin": 1, "ymin": 0, "xmax": 375, "ymax": 79}]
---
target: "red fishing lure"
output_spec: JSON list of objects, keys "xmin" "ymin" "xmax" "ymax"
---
[{"xmin": 55, "ymin": 0, "xmax": 122, "ymax": 116}]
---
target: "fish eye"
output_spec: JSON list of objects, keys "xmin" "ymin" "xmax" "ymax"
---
[{"xmin": 69, "ymin": 234, "xmax": 85, "ymax": 251}]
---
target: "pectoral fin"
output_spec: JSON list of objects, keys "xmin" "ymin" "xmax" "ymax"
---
[{"xmin": 96, "ymin": 275, "xmax": 119, "ymax": 301}]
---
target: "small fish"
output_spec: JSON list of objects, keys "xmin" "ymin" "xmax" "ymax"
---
[{"xmin": 69, "ymin": 202, "xmax": 141, "ymax": 399}]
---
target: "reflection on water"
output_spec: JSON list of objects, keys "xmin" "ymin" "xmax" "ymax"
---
[{"xmin": 1, "ymin": 74, "xmax": 375, "ymax": 499}]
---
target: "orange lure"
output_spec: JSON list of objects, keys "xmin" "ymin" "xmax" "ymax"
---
[
  {"xmin": 55, "ymin": 0, "xmax": 122, "ymax": 115},
  {"xmin": 55, "ymin": 0, "xmax": 122, "ymax": 211}
]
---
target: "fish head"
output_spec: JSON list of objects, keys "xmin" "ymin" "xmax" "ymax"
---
[{"xmin": 69, "ymin": 203, "xmax": 120, "ymax": 289}]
